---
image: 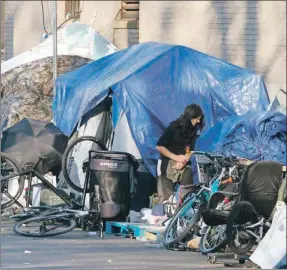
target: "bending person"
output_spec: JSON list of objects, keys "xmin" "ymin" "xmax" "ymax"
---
[{"xmin": 156, "ymin": 104, "xmax": 204, "ymax": 201}]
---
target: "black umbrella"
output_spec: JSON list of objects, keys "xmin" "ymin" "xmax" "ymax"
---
[{"xmin": 1, "ymin": 118, "xmax": 68, "ymax": 174}]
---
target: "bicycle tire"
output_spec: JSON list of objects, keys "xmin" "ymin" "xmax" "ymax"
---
[
  {"xmin": 199, "ymin": 199, "xmax": 234, "ymax": 255},
  {"xmin": 162, "ymin": 196, "xmax": 201, "ymax": 246},
  {"xmin": 10, "ymin": 207, "xmax": 63, "ymax": 220},
  {"xmin": 1, "ymin": 152, "xmax": 25, "ymax": 209},
  {"xmin": 199, "ymin": 225, "xmax": 227, "ymax": 254},
  {"xmin": 13, "ymin": 213, "xmax": 77, "ymax": 237},
  {"xmin": 62, "ymin": 136, "xmax": 106, "ymax": 193},
  {"xmin": 226, "ymin": 201, "xmax": 257, "ymax": 255}
]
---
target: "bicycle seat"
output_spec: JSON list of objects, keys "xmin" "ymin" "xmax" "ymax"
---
[{"xmin": 202, "ymin": 209, "xmax": 230, "ymax": 226}]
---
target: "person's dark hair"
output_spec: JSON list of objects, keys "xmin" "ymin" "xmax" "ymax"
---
[{"xmin": 179, "ymin": 104, "xmax": 205, "ymax": 134}]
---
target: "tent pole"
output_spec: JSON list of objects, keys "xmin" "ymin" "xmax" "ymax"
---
[{"xmin": 52, "ymin": 0, "xmax": 57, "ymax": 95}]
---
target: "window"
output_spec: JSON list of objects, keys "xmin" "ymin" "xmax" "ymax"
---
[
  {"xmin": 121, "ymin": 1, "xmax": 139, "ymax": 20},
  {"xmin": 65, "ymin": 0, "xmax": 81, "ymax": 20}
]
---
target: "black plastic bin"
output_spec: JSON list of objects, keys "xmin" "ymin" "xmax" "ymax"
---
[{"xmin": 88, "ymin": 150, "xmax": 138, "ymax": 221}]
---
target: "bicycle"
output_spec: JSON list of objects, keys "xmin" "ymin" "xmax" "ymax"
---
[
  {"xmin": 13, "ymin": 206, "xmax": 103, "ymax": 238},
  {"xmin": 162, "ymin": 151, "xmax": 240, "ymax": 248},
  {"xmin": 1, "ymin": 152, "xmax": 77, "ymax": 211},
  {"xmin": 1, "ymin": 152, "xmax": 103, "ymax": 238},
  {"xmin": 199, "ymin": 160, "xmax": 246, "ymax": 254},
  {"xmin": 201, "ymin": 160, "xmax": 285, "ymax": 256},
  {"xmin": 199, "ymin": 195, "xmax": 234, "ymax": 254}
]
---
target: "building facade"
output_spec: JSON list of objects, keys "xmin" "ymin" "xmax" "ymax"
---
[
  {"xmin": 140, "ymin": 1, "xmax": 286, "ymax": 102},
  {"xmin": 1, "ymin": 1, "xmax": 286, "ymax": 102}
]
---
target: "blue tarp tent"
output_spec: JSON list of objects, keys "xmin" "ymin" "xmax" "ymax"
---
[{"xmin": 53, "ymin": 42, "xmax": 270, "ymax": 176}]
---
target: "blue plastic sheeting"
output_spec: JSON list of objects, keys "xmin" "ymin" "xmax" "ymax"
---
[
  {"xmin": 112, "ymin": 98, "xmax": 123, "ymax": 129},
  {"xmin": 53, "ymin": 42, "xmax": 270, "ymax": 176},
  {"xmin": 196, "ymin": 111, "xmax": 287, "ymax": 165}
]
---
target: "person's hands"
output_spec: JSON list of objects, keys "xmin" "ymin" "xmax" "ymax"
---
[
  {"xmin": 186, "ymin": 151, "xmax": 194, "ymax": 159},
  {"xmin": 173, "ymin": 162, "xmax": 185, "ymax": 170},
  {"xmin": 174, "ymin": 155, "xmax": 188, "ymax": 164}
]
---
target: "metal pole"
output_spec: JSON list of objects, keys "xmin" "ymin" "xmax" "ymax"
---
[{"xmin": 52, "ymin": 0, "xmax": 57, "ymax": 94}]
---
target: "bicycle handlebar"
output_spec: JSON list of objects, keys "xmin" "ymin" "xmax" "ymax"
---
[
  {"xmin": 192, "ymin": 151, "xmax": 239, "ymax": 168},
  {"xmin": 191, "ymin": 151, "xmax": 219, "ymax": 160}
]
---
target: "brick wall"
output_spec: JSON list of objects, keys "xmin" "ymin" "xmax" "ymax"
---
[{"xmin": 139, "ymin": 1, "xmax": 286, "ymax": 104}]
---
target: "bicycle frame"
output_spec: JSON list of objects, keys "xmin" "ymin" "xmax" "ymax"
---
[
  {"xmin": 245, "ymin": 217, "xmax": 271, "ymax": 242},
  {"xmin": 48, "ymin": 208, "xmax": 90, "ymax": 218},
  {"xmin": 180, "ymin": 167, "xmax": 227, "ymax": 216},
  {"xmin": 1, "ymin": 159, "xmax": 88, "ymax": 211}
]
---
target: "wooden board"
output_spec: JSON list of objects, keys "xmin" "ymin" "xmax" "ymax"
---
[{"xmin": 144, "ymin": 227, "xmax": 165, "ymax": 243}]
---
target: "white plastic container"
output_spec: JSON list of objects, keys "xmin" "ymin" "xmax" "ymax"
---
[{"xmin": 32, "ymin": 185, "xmax": 42, "ymax": 207}]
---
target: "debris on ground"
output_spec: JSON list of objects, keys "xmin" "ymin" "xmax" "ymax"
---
[{"xmin": 186, "ymin": 237, "xmax": 200, "ymax": 250}]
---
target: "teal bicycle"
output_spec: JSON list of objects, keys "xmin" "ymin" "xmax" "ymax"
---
[{"xmin": 162, "ymin": 152, "xmax": 236, "ymax": 247}]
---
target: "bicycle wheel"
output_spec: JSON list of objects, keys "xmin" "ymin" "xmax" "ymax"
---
[
  {"xmin": 62, "ymin": 136, "xmax": 106, "ymax": 193},
  {"xmin": 226, "ymin": 201, "xmax": 257, "ymax": 255},
  {"xmin": 200, "ymin": 199, "xmax": 235, "ymax": 254},
  {"xmin": 1, "ymin": 152, "xmax": 25, "ymax": 209},
  {"xmin": 13, "ymin": 213, "xmax": 77, "ymax": 237},
  {"xmin": 10, "ymin": 206, "xmax": 60, "ymax": 220},
  {"xmin": 199, "ymin": 225, "xmax": 227, "ymax": 254},
  {"xmin": 162, "ymin": 196, "xmax": 201, "ymax": 246}
]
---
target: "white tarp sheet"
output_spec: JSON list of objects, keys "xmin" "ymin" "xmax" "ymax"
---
[
  {"xmin": 111, "ymin": 113, "xmax": 142, "ymax": 159},
  {"xmin": 1, "ymin": 22, "xmax": 118, "ymax": 74},
  {"xmin": 250, "ymin": 202, "xmax": 286, "ymax": 269}
]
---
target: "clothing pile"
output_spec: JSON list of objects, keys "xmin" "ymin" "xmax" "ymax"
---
[{"xmin": 128, "ymin": 187, "xmax": 192, "ymax": 225}]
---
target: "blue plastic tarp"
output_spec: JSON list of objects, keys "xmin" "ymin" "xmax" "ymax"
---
[
  {"xmin": 196, "ymin": 111, "xmax": 287, "ymax": 165},
  {"xmin": 53, "ymin": 42, "xmax": 270, "ymax": 176}
]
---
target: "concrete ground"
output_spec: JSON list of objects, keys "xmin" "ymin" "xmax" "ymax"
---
[{"xmin": 0, "ymin": 220, "xmax": 252, "ymax": 270}]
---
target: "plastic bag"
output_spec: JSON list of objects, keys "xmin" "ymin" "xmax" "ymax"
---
[{"xmin": 250, "ymin": 203, "xmax": 286, "ymax": 269}]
